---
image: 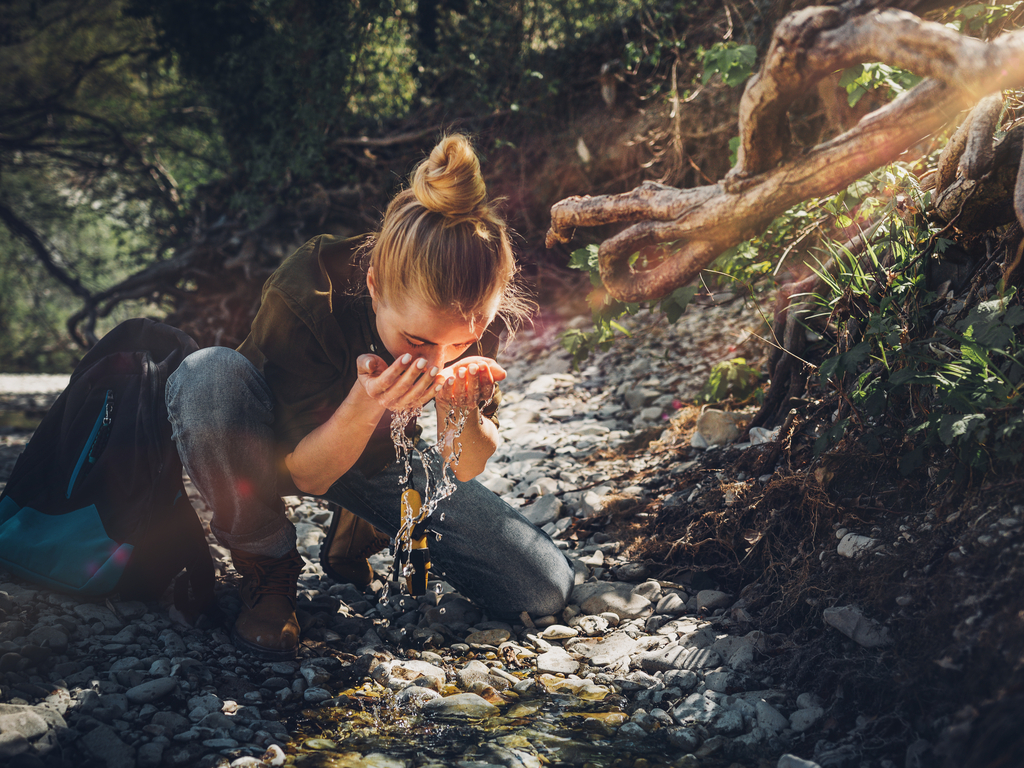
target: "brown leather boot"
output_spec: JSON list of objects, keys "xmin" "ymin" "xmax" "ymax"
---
[
  {"xmin": 320, "ymin": 505, "xmax": 390, "ymax": 587},
  {"xmin": 231, "ymin": 549, "xmax": 303, "ymax": 659}
]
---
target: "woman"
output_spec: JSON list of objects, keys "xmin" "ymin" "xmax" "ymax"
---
[{"xmin": 166, "ymin": 135, "xmax": 575, "ymax": 659}]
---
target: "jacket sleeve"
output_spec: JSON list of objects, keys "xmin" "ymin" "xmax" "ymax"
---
[{"xmin": 247, "ymin": 289, "xmax": 354, "ymax": 452}]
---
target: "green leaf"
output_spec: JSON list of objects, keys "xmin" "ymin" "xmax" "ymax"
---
[{"xmin": 938, "ymin": 413, "xmax": 987, "ymax": 445}]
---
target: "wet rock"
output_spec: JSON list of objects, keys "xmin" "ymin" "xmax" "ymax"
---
[
  {"xmin": 394, "ymin": 686, "xmax": 441, "ymax": 708},
  {"xmin": 535, "ymin": 648, "xmax": 579, "ymax": 675},
  {"xmin": 567, "ymin": 631, "xmax": 638, "ymax": 666},
  {"xmin": 539, "ymin": 624, "xmax": 577, "ymax": 640},
  {"xmin": 421, "ymin": 693, "xmax": 499, "ymax": 718},
  {"xmin": 465, "ymin": 629, "xmax": 511, "ymax": 646}
]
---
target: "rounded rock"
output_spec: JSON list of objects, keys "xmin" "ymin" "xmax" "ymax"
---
[{"xmin": 127, "ymin": 677, "xmax": 178, "ymax": 705}]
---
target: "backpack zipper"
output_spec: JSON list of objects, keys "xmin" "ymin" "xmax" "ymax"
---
[{"xmin": 67, "ymin": 389, "xmax": 114, "ymax": 499}]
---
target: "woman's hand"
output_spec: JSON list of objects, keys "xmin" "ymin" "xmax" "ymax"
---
[
  {"xmin": 356, "ymin": 353, "xmax": 443, "ymax": 412},
  {"xmin": 434, "ymin": 356, "xmax": 506, "ymax": 413}
]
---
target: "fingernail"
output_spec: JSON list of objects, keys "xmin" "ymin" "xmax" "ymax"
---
[
  {"xmin": 447, "ymin": 377, "xmax": 455, "ymax": 386},
  {"xmin": 401, "ymin": 353, "xmax": 412, "ymax": 364},
  {"xmin": 435, "ymin": 383, "xmax": 444, "ymax": 392},
  {"xmin": 429, "ymin": 367, "xmax": 438, "ymax": 376},
  {"xmin": 469, "ymin": 364, "xmax": 479, "ymax": 374},
  {"xmin": 416, "ymin": 358, "xmax": 427, "ymax": 370},
  {"xmin": 458, "ymin": 368, "xmax": 467, "ymax": 379}
]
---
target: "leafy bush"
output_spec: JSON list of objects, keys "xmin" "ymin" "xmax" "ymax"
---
[
  {"xmin": 695, "ymin": 358, "xmax": 762, "ymax": 404},
  {"xmin": 701, "ymin": 42, "xmax": 757, "ymax": 88},
  {"xmin": 809, "ymin": 163, "xmax": 1024, "ymax": 478}
]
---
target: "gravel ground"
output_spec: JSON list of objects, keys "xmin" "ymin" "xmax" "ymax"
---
[{"xmin": 0, "ymin": 303, "xmax": 868, "ymax": 768}]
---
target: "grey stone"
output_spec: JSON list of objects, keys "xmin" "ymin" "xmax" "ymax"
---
[
  {"xmin": 755, "ymin": 699, "xmax": 789, "ymax": 732},
  {"xmin": 777, "ymin": 755, "xmax": 822, "ymax": 768},
  {"xmin": 656, "ymin": 592, "xmax": 688, "ymax": 615},
  {"xmin": 521, "ymin": 495, "xmax": 563, "ymax": 527},
  {"xmin": 394, "ymin": 686, "xmax": 441, "ymax": 708},
  {"xmin": 696, "ymin": 409, "xmax": 747, "ymax": 446},
  {"xmin": 696, "ymin": 590, "xmax": 732, "ymax": 611},
  {"xmin": 613, "ymin": 562, "xmax": 651, "ymax": 582},
  {"xmin": 525, "ymin": 477, "xmax": 560, "ymax": 497},
  {"xmin": 789, "ymin": 706, "xmax": 825, "ymax": 733},
  {"xmin": 822, "ymin": 605, "xmax": 892, "ymax": 647},
  {"xmin": 625, "ymin": 387, "xmax": 660, "ymax": 410},
  {"xmin": 127, "ymin": 677, "xmax": 178, "ymax": 704},
  {"xmin": 638, "ymin": 646, "xmax": 721, "ymax": 673},
  {"xmin": 710, "ymin": 635, "xmax": 755, "ymax": 668},
  {"xmin": 572, "ymin": 583, "xmax": 653, "ymax": 620},
  {"xmin": 663, "ymin": 669, "xmax": 699, "ymax": 692},
  {"xmin": 26, "ymin": 625, "xmax": 68, "ymax": 654},
  {"xmin": 81, "ymin": 723, "xmax": 135, "ymax": 768},
  {"xmin": 73, "ymin": 603, "xmax": 123, "ymax": 631},
  {"xmin": 664, "ymin": 725, "xmax": 703, "ymax": 751},
  {"xmin": 567, "ymin": 631, "xmax": 638, "ymax": 666},
  {"xmin": 631, "ymin": 580, "xmax": 662, "ymax": 601},
  {"xmin": 837, "ymin": 533, "xmax": 877, "ymax": 558},
  {"xmin": 535, "ymin": 648, "xmax": 579, "ymax": 675},
  {"xmin": 421, "ymin": 693, "xmax": 499, "ymax": 718},
  {"xmin": 710, "ymin": 708, "xmax": 745, "ymax": 735}
]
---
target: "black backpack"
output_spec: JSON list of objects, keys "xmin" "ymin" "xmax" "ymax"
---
[{"xmin": 0, "ymin": 318, "xmax": 214, "ymax": 618}]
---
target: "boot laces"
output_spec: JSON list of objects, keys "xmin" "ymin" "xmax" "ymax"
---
[{"xmin": 236, "ymin": 551, "xmax": 302, "ymax": 599}]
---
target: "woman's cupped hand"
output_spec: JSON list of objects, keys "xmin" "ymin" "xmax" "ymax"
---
[{"xmin": 356, "ymin": 353, "xmax": 505, "ymax": 413}]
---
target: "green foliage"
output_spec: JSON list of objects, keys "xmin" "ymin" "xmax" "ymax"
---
[
  {"xmin": 131, "ymin": 0, "xmax": 413, "ymax": 207},
  {"xmin": 701, "ymin": 42, "xmax": 757, "ymax": 88},
  {"xmin": 809, "ymin": 163, "xmax": 1024, "ymax": 478},
  {"xmin": 838, "ymin": 63, "xmax": 922, "ymax": 108},
  {"xmin": 0, "ymin": 167, "xmax": 166, "ymax": 371},
  {"xmin": 948, "ymin": 2, "xmax": 1024, "ymax": 35},
  {"xmin": 559, "ymin": 244, "xmax": 696, "ymax": 369},
  {"xmin": 0, "ymin": 0, "xmax": 219, "ymax": 370},
  {"xmin": 696, "ymin": 358, "xmax": 762, "ymax": 404}
]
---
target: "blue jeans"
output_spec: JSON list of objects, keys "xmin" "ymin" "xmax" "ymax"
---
[{"xmin": 165, "ymin": 346, "xmax": 574, "ymax": 618}]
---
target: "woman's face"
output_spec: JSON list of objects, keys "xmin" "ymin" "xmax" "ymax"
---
[{"xmin": 367, "ymin": 269, "xmax": 499, "ymax": 373}]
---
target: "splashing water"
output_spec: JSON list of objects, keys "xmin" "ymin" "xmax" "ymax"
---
[
  {"xmin": 388, "ymin": 403, "xmax": 472, "ymax": 593},
  {"xmin": 390, "ymin": 407, "xmax": 421, "ymax": 486}
]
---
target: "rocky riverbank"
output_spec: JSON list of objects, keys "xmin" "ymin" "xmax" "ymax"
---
[{"xmin": 0, "ymin": 298, "xmax": 1000, "ymax": 768}]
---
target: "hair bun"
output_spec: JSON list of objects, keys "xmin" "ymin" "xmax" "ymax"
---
[{"xmin": 412, "ymin": 134, "xmax": 487, "ymax": 216}]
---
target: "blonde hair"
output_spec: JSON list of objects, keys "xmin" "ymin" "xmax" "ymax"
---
[{"xmin": 367, "ymin": 134, "xmax": 532, "ymax": 333}]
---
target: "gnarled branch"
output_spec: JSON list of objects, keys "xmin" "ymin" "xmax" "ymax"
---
[{"xmin": 547, "ymin": 2, "xmax": 1024, "ymax": 303}]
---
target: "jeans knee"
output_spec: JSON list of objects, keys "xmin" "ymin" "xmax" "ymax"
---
[
  {"xmin": 524, "ymin": 567, "xmax": 574, "ymax": 618},
  {"xmin": 167, "ymin": 347, "xmax": 273, "ymax": 430}
]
